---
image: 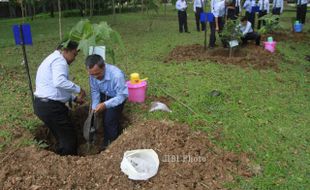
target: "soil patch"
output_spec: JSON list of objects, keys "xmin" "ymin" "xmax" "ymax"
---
[
  {"xmin": 0, "ymin": 120, "xmax": 252, "ymax": 190},
  {"xmin": 165, "ymin": 44, "xmax": 281, "ymax": 71},
  {"xmin": 34, "ymin": 104, "xmax": 133, "ymax": 156}
]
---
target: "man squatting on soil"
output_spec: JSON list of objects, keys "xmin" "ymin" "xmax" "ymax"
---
[
  {"xmin": 34, "ymin": 41, "xmax": 86, "ymax": 156},
  {"xmin": 85, "ymin": 54, "xmax": 128, "ymax": 151}
]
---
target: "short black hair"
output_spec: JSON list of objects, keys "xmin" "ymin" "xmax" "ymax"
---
[
  {"xmin": 57, "ymin": 40, "xmax": 79, "ymax": 51},
  {"xmin": 85, "ymin": 54, "xmax": 105, "ymax": 69},
  {"xmin": 241, "ymin": 16, "xmax": 248, "ymax": 22}
]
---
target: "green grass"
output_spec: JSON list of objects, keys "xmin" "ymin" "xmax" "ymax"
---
[{"xmin": 0, "ymin": 4, "xmax": 309, "ymax": 189}]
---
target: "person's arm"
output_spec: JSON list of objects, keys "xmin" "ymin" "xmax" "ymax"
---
[
  {"xmin": 215, "ymin": 17, "xmax": 219, "ymax": 31},
  {"xmin": 193, "ymin": 0, "xmax": 197, "ymax": 12},
  {"xmin": 103, "ymin": 76, "xmax": 128, "ymax": 109},
  {"xmin": 90, "ymin": 77, "xmax": 101, "ymax": 110},
  {"xmin": 176, "ymin": 1, "xmax": 181, "ymax": 10},
  {"xmin": 51, "ymin": 59, "xmax": 80, "ymax": 94},
  {"xmin": 243, "ymin": 22, "xmax": 251, "ymax": 35},
  {"xmin": 280, "ymin": 0, "xmax": 283, "ymax": 13}
]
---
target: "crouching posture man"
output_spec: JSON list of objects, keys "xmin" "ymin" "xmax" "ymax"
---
[
  {"xmin": 239, "ymin": 16, "xmax": 261, "ymax": 46},
  {"xmin": 85, "ymin": 54, "xmax": 128, "ymax": 151}
]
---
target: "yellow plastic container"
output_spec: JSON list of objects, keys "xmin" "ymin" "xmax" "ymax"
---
[{"xmin": 130, "ymin": 73, "xmax": 147, "ymax": 84}]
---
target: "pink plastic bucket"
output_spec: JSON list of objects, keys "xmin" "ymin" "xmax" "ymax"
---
[
  {"xmin": 263, "ymin": 41, "xmax": 277, "ymax": 53},
  {"xmin": 126, "ymin": 81, "xmax": 147, "ymax": 103}
]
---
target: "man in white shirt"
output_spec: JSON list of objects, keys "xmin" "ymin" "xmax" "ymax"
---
[
  {"xmin": 209, "ymin": 0, "xmax": 226, "ymax": 48},
  {"xmin": 34, "ymin": 41, "xmax": 86, "ymax": 156},
  {"xmin": 296, "ymin": 0, "xmax": 307, "ymax": 24},
  {"xmin": 272, "ymin": 0, "xmax": 283, "ymax": 15},
  {"xmin": 243, "ymin": 0, "xmax": 257, "ymax": 26},
  {"xmin": 258, "ymin": 0, "xmax": 270, "ymax": 29},
  {"xmin": 176, "ymin": 0, "xmax": 190, "ymax": 33},
  {"xmin": 193, "ymin": 0, "xmax": 206, "ymax": 31},
  {"xmin": 239, "ymin": 16, "xmax": 261, "ymax": 45}
]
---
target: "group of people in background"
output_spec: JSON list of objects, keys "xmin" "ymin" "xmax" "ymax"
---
[{"xmin": 176, "ymin": 0, "xmax": 307, "ymax": 48}]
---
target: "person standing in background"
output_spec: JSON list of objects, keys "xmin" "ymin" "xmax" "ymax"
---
[
  {"xmin": 209, "ymin": 0, "xmax": 226, "ymax": 48},
  {"xmin": 243, "ymin": 0, "xmax": 257, "ymax": 27},
  {"xmin": 296, "ymin": 0, "xmax": 307, "ymax": 24},
  {"xmin": 272, "ymin": 0, "xmax": 283, "ymax": 16},
  {"xmin": 235, "ymin": 0, "xmax": 242, "ymax": 16},
  {"xmin": 258, "ymin": 0, "xmax": 270, "ymax": 29},
  {"xmin": 176, "ymin": 0, "xmax": 190, "ymax": 33},
  {"xmin": 194, "ymin": 0, "xmax": 206, "ymax": 31}
]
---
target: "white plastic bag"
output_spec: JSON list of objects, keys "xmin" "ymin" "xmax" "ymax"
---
[
  {"xmin": 149, "ymin": 101, "xmax": 172, "ymax": 113},
  {"xmin": 120, "ymin": 149, "xmax": 160, "ymax": 180}
]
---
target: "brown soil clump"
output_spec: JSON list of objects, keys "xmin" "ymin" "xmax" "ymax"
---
[
  {"xmin": 0, "ymin": 120, "xmax": 252, "ymax": 190},
  {"xmin": 165, "ymin": 44, "xmax": 281, "ymax": 71}
]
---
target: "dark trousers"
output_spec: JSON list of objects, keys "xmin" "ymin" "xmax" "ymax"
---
[
  {"xmin": 296, "ymin": 4, "xmax": 307, "ymax": 24},
  {"xmin": 245, "ymin": 11, "xmax": 255, "ymax": 28},
  {"xmin": 34, "ymin": 97, "xmax": 77, "ymax": 156},
  {"xmin": 178, "ymin": 10, "xmax": 188, "ymax": 33},
  {"xmin": 258, "ymin": 10, "xmax": 267, "ymax": 29},
  {"xmin": 227, "ymin": 8, "xmax": 237, "ymax": 20},
  {"xmin": 100, "ymin": 94, "xmax": 125, "ymax": 148},
  {"xmin": 241, "ymin": 32, "xmax": 261, "ymax": 45},
  {"xmin": 195, "ymin": 7, "xmax": 206, "ymax": 31},
  {"xmin": 235, "ymin": 6, "xmax": 240, "ymax": 16},
  {"xmin": 209, "ymin": 17, "xmax": 225, "ymax": 48},
  {"xmin": 272, "ymin": 7, "xmax": 281, "ymax": 15}
]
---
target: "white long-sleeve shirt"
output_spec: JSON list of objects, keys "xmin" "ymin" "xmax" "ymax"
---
[
  {"xmin": 272, "ymin": 0, "xmax": 283, "ymax": 13},
  {"xmin": 239, "ymin": 21, "xmax": 253, "ymax": 35},
  {"xmin": 243, "ymin": 0, "xmax": 256, "ymax": 13},
  {"xmin": 296, "ymin": 0, "xmax": 308, "ymax": 5},
  {"xmin": 176, "ymin": 0, "xmax": 187, "ymax": 11},
  {"xmin": 211, "ymin": 0, "xmax": 226, "ymax": 17},
  {"xmin": 193, "ymin": 0, "xmax": 204, "ymax": 12},
  {"xmin": 259, "ymin": 0, "xmax": 270, "ymax": 13},
  {"xmin": 34, "ymin": 50, "xmax": 81, "ymax": 103}
]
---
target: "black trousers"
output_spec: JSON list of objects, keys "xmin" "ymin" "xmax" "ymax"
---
[
  {"xmin": 245, "ymin": 11, "xmax": 255, "ymax": 28},
  {"xmin": 34, "ymin": 97, "xmax": 77, "ymax": 156},
  {"xmin": 272, "ymin": 7, "xmax": 281, "ymax": 15},
  {"xmin": 241, "ymin": 32, "xmax": 261, "ymax": 45},
  {"xmin": 178, "ymin": 10, "xmax": 188, "ymax": 33},
  {"xmin": 227, "ymin": 8, "xmax": 237, "ymax": 20},
  {"xmin": 235, "ymin": 6, "xmax": 240, "ymax": 16},
  {"xmin": 100, "ymin": 94, "xmax": 125, "ymax": 148},
  {"xmin": 195, "ymin": 7, "xmax": 206, "ymax": 31},
  {"xmin": 209, "ymin": 17, "xmax": 225, "ymax": 48},
  {"xmin": 296, "ymin": 4, "xmax": 307, "ymax": 24},
  {"xmin": 258, "ymin": 10, "xmax": 267, "ymax": 29}
]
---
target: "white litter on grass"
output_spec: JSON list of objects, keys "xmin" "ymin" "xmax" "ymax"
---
[{"xmin": 149, "ymin": 101, "xmax": 172, "ymax": 113}]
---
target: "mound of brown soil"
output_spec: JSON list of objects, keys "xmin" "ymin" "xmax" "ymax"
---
[
  {"xmin": 165, "ymin": 44, "xmax": 281, "ymax": 71},
  {"xmin": 0, "ymin": 120, "xmax": 252, "ymax": 190}
]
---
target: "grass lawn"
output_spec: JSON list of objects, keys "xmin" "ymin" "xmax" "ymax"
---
[{"xmin": 0, "ymin": 4, "xmax": 309, "ymax": 189}]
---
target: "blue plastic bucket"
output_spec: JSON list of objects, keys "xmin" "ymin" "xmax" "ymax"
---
[{"xmin": 294, "ymin": 23, "xmax": 302, "ymax": 32}]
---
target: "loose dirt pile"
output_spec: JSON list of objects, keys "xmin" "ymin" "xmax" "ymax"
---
[
  {"xmin": 0, "ymin": 120, "xmax": 252, "ymax": 190},
  {"xmin": 165, "ymin": 44, "xmax": 281, "ymax": 71}
]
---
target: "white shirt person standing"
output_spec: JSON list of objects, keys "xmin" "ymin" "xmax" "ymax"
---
[{"xmin": 176, "ymin": 0, "xmax": 190, "ymax": 33}]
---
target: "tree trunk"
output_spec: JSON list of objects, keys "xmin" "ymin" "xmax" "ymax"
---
[
  {"xmin": 8, "ymin": 3, "xmax": 16, "ymax": 18},
  {"xmin": 98, "ymin": 0, "xmax": 101, "ymax": 15},
  {"xmin": 58, "ymin": 0, "xmax": 62, "ymax": 41},
  {"xmin": 21, "ymin": 1, "xmax": 25, "ymax": 22},
  {"xmin": 65, "ymin": 0, "xmax": 69, "ymax": 10},
  {"xmin": 141, "ymin": 0, "xmax": 144, "ymax": 13},
  {"xmin": 50, "ymin": 0, "xmax": 55, "ymax": 17}
]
